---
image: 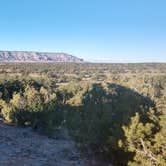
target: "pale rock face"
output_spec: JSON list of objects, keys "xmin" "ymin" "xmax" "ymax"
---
[{"xmin": 0, "ymin": 51, "xmax": 84, "ymax": 62}]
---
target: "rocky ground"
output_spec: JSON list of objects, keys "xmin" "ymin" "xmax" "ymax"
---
[{"xmin": 0, "ymin": 123, "xmax": 88, "ymax": 166}]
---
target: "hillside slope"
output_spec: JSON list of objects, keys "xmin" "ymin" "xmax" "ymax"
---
[{"xmin": 0, "ymin": 51, "xmax": 84, "ymax": 62}]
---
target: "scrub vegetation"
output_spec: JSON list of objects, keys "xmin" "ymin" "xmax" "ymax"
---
[{"xmin": 0, "ymin": 63, "xmax": 165, "ymax": 166}]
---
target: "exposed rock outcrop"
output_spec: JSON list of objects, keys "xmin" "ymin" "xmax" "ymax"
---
[{"xmin": 0, "ymin": 51, "xmax": 84, "ymax": 62}]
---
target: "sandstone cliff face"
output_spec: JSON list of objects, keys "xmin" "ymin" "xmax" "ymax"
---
[{"xmin": 0, "ymin": 51, "xmax": 84, "ymax": 62}]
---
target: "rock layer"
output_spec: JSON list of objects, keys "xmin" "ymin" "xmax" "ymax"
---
[{"xmin": 0, "ymin": 51, "xmax": 84, "ymax": 62}]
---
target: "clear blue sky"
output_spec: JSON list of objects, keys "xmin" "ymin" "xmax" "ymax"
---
[{"xmin": 0, "ymin": 0, "xmax": 166, "ymax": 62}]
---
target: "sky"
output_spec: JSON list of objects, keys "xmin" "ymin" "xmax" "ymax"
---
[{"xmin": 0, "ymin": 0, "xmax": 166, "ymax": 62}]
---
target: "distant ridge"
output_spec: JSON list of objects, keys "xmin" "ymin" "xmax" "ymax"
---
[{"xmin": 0, "ymin": 51, "xmax": 84, "ymax": 62}]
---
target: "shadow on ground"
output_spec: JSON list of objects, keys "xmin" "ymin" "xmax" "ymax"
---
[{"xmin": 65, "ymin": 83, "xmax": 156, "ymax": 166}]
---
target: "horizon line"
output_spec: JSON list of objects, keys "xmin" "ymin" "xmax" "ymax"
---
[{"xmin": 0, "ymin": 50, "xmax": 166, "ymax": 63}]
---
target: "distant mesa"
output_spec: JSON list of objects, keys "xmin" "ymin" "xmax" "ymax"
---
[{"xmin": 0, "ymin": 51, "xmax": 84, "ymax": 62}]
